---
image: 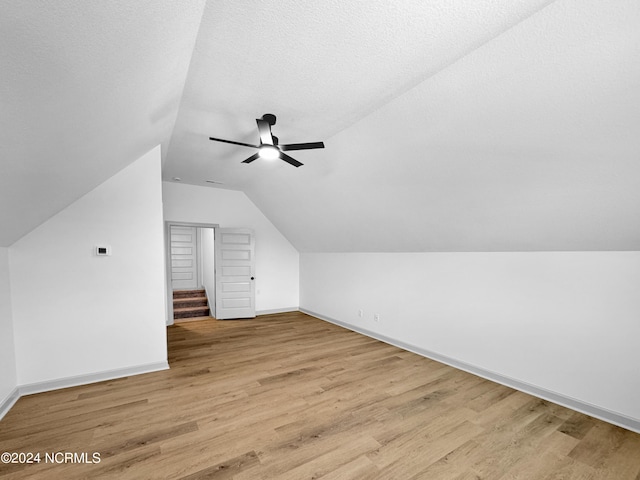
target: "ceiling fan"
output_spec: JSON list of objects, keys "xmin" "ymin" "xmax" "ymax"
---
[{"xmin": 208, "ymin": 113, "xmax": 324, "ymax": 167}]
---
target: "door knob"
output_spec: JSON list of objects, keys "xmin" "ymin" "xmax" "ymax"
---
[{"xmin": 251, "ymin": 276, "xmax": 255, "ymax": 280}]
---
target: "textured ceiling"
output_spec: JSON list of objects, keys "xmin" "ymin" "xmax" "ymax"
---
[
  {"xmin": 2, "ymin": 0, "xmax": 639, "ymax": 251},
  {"xmin": 164, "ymin": 0, "xmax": 556, "ymax": 186},
  {"xmin": 165, "ymin": 0, "xmax": 640, "ymax": 251},
  {"xmin": 0, "ymin": 0, "xmax": 206, "ymax": 246}
]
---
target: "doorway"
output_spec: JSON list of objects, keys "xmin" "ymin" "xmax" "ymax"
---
[{"xmin": 165, "ymin": 222, "xmax": 218, "ymax": 324}]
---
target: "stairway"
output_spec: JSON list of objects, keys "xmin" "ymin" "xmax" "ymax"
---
[{"xmin": 173, "ymin": 289, "xmax": 210, "ymax": 322}]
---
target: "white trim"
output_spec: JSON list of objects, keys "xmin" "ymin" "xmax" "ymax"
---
[
  {"xmin": 197, "ymin": 227, "xmax": 204, "ymax": 289},
  {"xmin": 200, "ymin": 228, "xmax": 216, "ymax": 318},
  {"xmin": 203, "ymin": 285, "xmax": 215, "ymax": 318},
  {"xmin": 164, "ymin": 222, "xmax": 174, "ymax": 325},
  {"xmin": 257, "ymin": 307, "xmax": 299, "ymax": 316},
  {"xmin": 300, "ymin": 308, "xmax": 640, "ymax": 435},
  {"xmin": 0, "ymin": 387, "xmax": 20, "ymax": 421},
  {"xmin": 19, "ymin": 362, "xmax": 169, "ymax": 396}
]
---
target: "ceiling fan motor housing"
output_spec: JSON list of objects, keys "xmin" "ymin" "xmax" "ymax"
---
[{"xmin": 262, "ymin": 113, "xmax": 276, "ymax": 126}]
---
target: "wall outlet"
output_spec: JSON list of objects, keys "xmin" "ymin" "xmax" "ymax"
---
[
  {"xmin": 374, "ymin": 313, "xmax": 380, "ymax": 322},
  {"xmin": 358, "ymin": 309, "xmax": 363, "ymax": 318}
]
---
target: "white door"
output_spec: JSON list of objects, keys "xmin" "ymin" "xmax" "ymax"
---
[
  {"xmin": 215, "ymin": 228, "xmax": 255, "ymax": 319},
  {"xmin": 170, "ymin": 226, "xmax": 198, "ymax": 290}
]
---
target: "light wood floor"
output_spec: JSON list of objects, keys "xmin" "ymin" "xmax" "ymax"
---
[{"xmin": 1, "ymin": 312, "xmax": 639, "ymax": 479}]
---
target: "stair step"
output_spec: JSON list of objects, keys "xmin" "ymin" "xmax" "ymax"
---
[
  {"xmin": 173, "ymin": 296, "xmax": 208, "ymax": 308},
  {"xmin": 172, "ymin": 289, "xmax": 210, "ymax": 320},
  {"xmin": 173, "ymin": 289, "xmax": 206, "ymax": 299},
  {"xmin": 174, "ymin": 305, "xmax": 210, "ymax": 319},
  {"xmin": 174, "ymin": 315, "xmax": 213, "ymax": 324}
]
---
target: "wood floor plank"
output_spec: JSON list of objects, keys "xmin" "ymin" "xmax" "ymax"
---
[
  {"xmin": 1, "ymin": 312, "xmax": 639, "ymax": 479},
  {"xmin": 558, "ymin": 411, "xmax": 597, "ymax": 440},
  {"xmin": 318, "ymin": 455, "xmax": 379, "ymax": 480},
  {"xmin": 568, "ymin": 421, "xmax": 638, "ymax": 470},
  {"xmin": 373, "ymin": 420, "xmax": 484, "ymax": 479},
  {"xmin": 177, "ymin": 451, "xmax": 260, "ymax": 480},
  {"xmin": 237, "ymin": 433, "xmax": 381, "ymax": 480}
]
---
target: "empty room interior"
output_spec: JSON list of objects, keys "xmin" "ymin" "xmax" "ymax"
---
[{"xmin": 1, "ymin": 1, "xmax": 639, "ymax": 478}]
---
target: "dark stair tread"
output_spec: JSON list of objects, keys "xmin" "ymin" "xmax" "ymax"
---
[
  {"xmin": 173, "ymin": 296, "xmax": 208, "ymax": 305},
  {"xmin": 174, "ymin": 307, "xmax": 210, "ymax": 320},
  {"xmin": 173, "ymin": 305, "xmax": 209, "ymax": 313},
  {"xmin": 173, "ymin": 289, "xmax": 206, "ymax": 299}
]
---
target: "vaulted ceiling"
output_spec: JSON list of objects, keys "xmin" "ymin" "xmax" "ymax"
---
[
  {"xmin": 0, "ymin": 0, "xmax": 207, "ymax": 246},
  {"xmin": 2, "ymin": 0, "xmax": 639, "ymax": 251}
]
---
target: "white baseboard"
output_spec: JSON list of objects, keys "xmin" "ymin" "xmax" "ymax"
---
[
  {"xmin": 0, "ymin": 387, "xmax": 20, "ymax": 421},
  {"xmin": 0, "ymin": 361, "xmax": 169, "ymax": 421},
  {"xmin": 300, "ymin": 308, "xmax": 640, "ymax": 435},
  {"xmin": 257, "ymin": 307, "xmax": 299, "ymax": 316},
  {"xmin": 20, "ymin": 361, "xmax": 170, "ymax": 396}
]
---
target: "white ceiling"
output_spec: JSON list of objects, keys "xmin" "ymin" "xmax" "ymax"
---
[
  {"xmin": 2, "ymin": 0, "xmax": 639, "ymax": 251},
  {"xmin": 0, "ymin": 0, "xmax": 206, "ymax": 246}
]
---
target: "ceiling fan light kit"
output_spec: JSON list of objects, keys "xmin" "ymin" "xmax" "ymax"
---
[
  {"xmin": 209, "ymin": 113, "xmax": 324, "ymax": 167},
  {"xmin": 258, "ymin": 145, "xmax": 280, "ymax": 160}
]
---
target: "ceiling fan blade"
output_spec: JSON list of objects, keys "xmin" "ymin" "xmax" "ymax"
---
[
  {"xmin": 256, "ymin": 119, "xmax": 274, "ymax": 145},
  {"xmin": 241, "ymin": 153, "xmax": 260, "ymax": 164},
  {"xmin": 279, "ymin": 152, "xmax": 303, "ymax": 168},
  {"xmin": 280, "ymin": 141, "xmax": 325, "ymax": 151},
  {"xmin": 209, "ymin": 137, "xmax": 259, "ymax": 149}
]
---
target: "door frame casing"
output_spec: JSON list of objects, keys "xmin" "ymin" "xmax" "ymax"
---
[{"xmin": 164, "ymin": 221, "xmax": 219, "ymax": 325}]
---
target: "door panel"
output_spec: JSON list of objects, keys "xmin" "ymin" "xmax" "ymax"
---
[
  {"xmin": 170, "ymin": 226, "xmax": 198, "ymax": 290},
  {"xmin": 215, "ymin": 228, "xmax": 255, "ymax": 319}
]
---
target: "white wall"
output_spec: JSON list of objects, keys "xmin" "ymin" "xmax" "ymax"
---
[
  {"xmin": 200, "ymin": 227, "xmax": 215, "ymax": 315},
  {"xmin": 0, "ymin": 247, "xmax": 17, "ymax": 407},
  {"xmin": 300, "ymin": 252, "xmax": 640, "ymax": 426},
  {"xmin": 163, "ymin": 182, "xmax": 299, "ymax": 313},
  {"xmin": 10, "ymin": 147, "xmax": 168, "ymax": 387}
]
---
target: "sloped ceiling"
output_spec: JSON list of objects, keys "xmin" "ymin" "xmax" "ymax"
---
[
  {"xmin": 0, "ymin": 0, "xmax": 206, "ymax": 246},
  {"xmin": 2, "ymin": 1, "xmax": 639, "ymax": 251},
  {"xmin": 166, "ymin": 0, "xmax": 640, "ymax": 252}
]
